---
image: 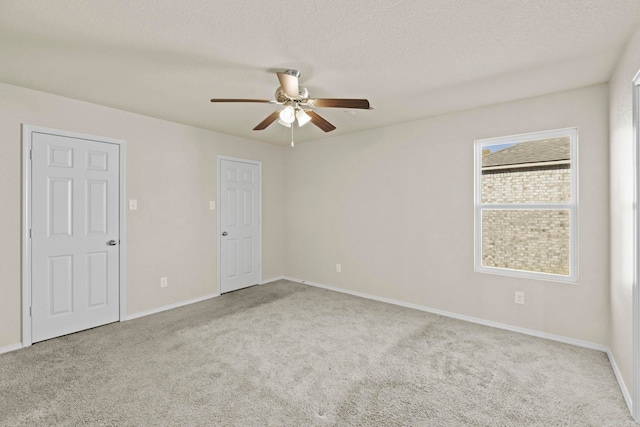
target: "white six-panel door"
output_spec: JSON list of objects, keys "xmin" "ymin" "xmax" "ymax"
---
[
  {"xmin": 31, "ymin": 131, "xmax": 120, "ymax": 343},
  {"xmin": 219, "ymin": 158, "xmax": 261, "ymax": 293}
]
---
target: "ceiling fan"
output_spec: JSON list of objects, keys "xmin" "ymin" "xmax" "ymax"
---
[{"xmin": 210, "ymin": 69, "xmax": 371, "ymax": 146}]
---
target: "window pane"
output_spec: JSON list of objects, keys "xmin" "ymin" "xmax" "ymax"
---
[
  {"xmin": 481, "ymin": 137, "xmax": 571, "ymax": 204},
  {"xmin": 481, "ymin": 209, "xmax": 570, "ymax": 275}
]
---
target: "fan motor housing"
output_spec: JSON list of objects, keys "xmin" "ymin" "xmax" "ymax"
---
[{"xmin": 275, "ymin": 86, "xmax": 309, "ymax": 103}]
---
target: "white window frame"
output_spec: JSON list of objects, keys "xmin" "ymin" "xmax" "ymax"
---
[{"xmin": 474, "ymin": 128, "xmax": 578, "ymax": 283}]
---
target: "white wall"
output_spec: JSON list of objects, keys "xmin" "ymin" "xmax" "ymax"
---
[
  {"xmin": 609, "ymin": 25, "xmax": 640, "ymax": 401},
  {"xmin": 0, "ymin": 76, "xmax": 618, "ymax": 390},
  {"xmin": 0, "ymin": 83, "xmax": 285, "ymax": 348},
  {"xmin": 284, "ymin": 84, "xmax": 610, "ymax": 345}
]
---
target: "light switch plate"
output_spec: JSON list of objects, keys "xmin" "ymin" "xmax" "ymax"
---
[
  {"xmin": 209, "ymin": 201, "xmax": 216, "ymax": 210},
  {"xmin": 129, "ymin": 199, "xmax": 137, "ymax": 210}
]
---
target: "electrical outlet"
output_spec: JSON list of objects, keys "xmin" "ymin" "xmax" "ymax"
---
[
  {"xmin": 160, "ymin": 277, "xmax": 168, "ymax": 288},
  {"xmin": 336, "ymin": 264, "xmax": 342, "ymax": 273},
  {"xmin": 515, "ymin": 291, "xmax": 524, "ymax": 305}
]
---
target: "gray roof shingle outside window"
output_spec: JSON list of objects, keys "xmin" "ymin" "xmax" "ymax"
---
[{"xmin": 482, "ymin": 137, "xmax": 570, "ymax": 168}]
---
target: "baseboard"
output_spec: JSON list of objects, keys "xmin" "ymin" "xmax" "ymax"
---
[
  {"xmin": 607, "ymin": 348, "xmax": 634, "ymax": 416},
  {"xmin": 261, "ymin": 276, "xmax": 285, "ymax": 285},
  {"xmin": 283, "ymin": 276, "xmax": 607, "ymax": 352},
  {"xmin": 124, "ymin": 293, "xmax": 219, "ymax": 321},
  {"xmin": 0, "ymin": 343, "xmax": 23, "ymax": 355},
  {"xmin": 2, "ymin": 292, "xmax": 221, "ymax": 354}
]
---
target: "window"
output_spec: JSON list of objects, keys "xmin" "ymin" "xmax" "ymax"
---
[{"xmin": 474, "ymin": 128, "xmax": 578, "ymax": 282}]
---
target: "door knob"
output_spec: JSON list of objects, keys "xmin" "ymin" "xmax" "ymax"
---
[
  {"xmin": 107, "ymin": 240, "xmax": 118, "ymax": 246},
  {"xmin": 222, "ymin": 231, "xmax": 228, "ymax": 236}
]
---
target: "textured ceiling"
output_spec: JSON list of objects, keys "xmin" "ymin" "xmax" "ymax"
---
[{"xmin": 1, "ymin": 0, "xmax": 639, "ymax": 145}]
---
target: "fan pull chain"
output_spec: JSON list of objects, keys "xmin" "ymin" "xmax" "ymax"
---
[{"xmin": 290, "ymin": 122, "xmax": 295, "ymax": 148}]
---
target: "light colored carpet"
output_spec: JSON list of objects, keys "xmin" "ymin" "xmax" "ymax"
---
[{"xmin": 0, "ymin": 280, "xmax": 635, "ymax": 426}]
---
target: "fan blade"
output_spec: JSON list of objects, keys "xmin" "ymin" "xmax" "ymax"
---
[
  {"xmin": 306, "ymin": 110, "xmax": 336, "ymax": 132},
  {"xmin": 277, "ymin": 71, "xmax": 300, "ymax": 98},
  {"xmin": 310, "ymin": 98, "xmax": 370, "ymax": 109},
  {"xmin": 210, "ymin": 99, "xmax": 272, "ymax": 103},
  {"xmin": 253, "ymin": 111, "xmax": 281, "ymax": 131}
]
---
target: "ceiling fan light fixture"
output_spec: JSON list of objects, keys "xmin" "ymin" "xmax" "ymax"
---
[
  {"xmin": 279, "ymin": 105, "xmax": 296, "ymax": 124},
  {"xmin": 296, "ymin": 109, "xmax": 311, "ymax": 127},
  {"xmin": 211, "ymin": 69, "xmax": 370, "ymax": 140},
  {"xmin": 277, "ymin": 118, "xmax": 292, "ymax": 127}
]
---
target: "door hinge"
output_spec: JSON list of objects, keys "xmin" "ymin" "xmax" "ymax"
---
[
  {"xmin": 29, "ymin": 228, "xmax": 32, "ymax": 239},
  {"xmin": 29, "ymin": 149, "xmax": 32, "ymax": 160},
  {"xmin": 29, "ymin": 306, "xmax": 32, "ymax": 317}
]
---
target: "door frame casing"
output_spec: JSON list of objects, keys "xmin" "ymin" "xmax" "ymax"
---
[
  {"xmin": 217, "ymin": 155, "xmax": 262, "ymax": 294},
  {"xmin": 21, "ymin": 124, "xmax": 127, "ymax": 347},
  {"xmin": 634, "ymin": 71, "xmax": 640, "ymax": 422}
]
